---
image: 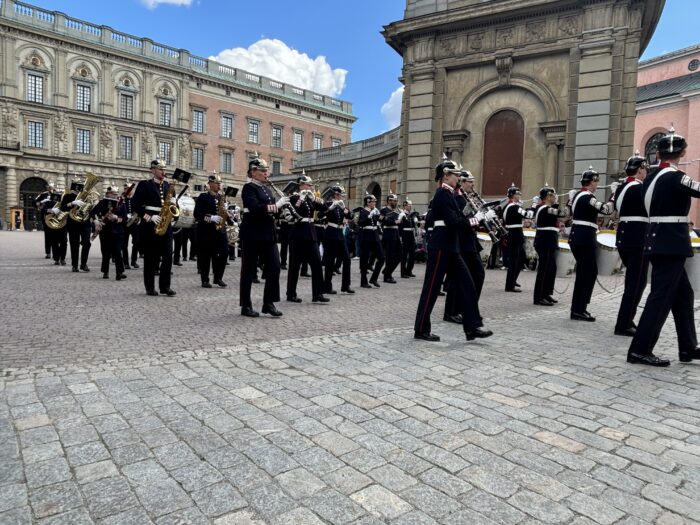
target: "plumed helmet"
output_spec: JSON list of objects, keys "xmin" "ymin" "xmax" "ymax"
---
[
  {"xmin": 297, "ymin": 175, "xmax": 314, "ymax": 185},
  {"xmin": 330, "ymin": 185, "xmax": 345, "ymax": 195},
  {"xmin": 507, "ymin": 184, "xmax": 521, "ymax": 198},
  {"xmin": 539, "ymin": 184, "xmax": 556, "ymax": 200},
  {"xmin": 364, "ymin": 194, "xmax": 377, "ymax": 205},
  {"xmin": 434, "ymin": 154, "xmax": 459, "ymax": 181},
  {"xmin": 247, "ymin": 152, "xmax": 269, "ymax": 174},
  {"xmin": 623, "ymin": 150, "xmax": 646, "ymax": 173},
  {"xmin": 150, "ymin": 159, "xmax": 166, "ymax": 170},
  {"xmin": 657, "ymin": 126, "xmax": 688, "ymax": 155},
  {"xmin": 580, "ymin": 166, "xmax": 599, "ymax": 185},
  {"xmin": 387, "ymin": 193, "xmax": 398, "ymax": 202},
  {"xmin": 70, "ymin": 181, "xmax": 84, "ymax": 192},
  {"xmin": 459, "ymin": 166, "xmax": 475, "ymax": 182},
  {"xmin": 208, "ymin": 172, "xmax": 222, "ymax": 184},
  {"xmin": 403, "ymin": 200, "xmax": 412, "ymax": 207}
]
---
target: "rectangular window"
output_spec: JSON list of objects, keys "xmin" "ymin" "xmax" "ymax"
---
[
  {"xmin": 293, "ymin": 130, "xmax": 303, "ymax": 152},
  {"xmin": 159, "ymin": 101, "xmax": 172, "ymax": 127},
  {"xmin": 76, "ymin": 84, "xmax": 91, "ymax": 112},
  {"xmin": 192, "ymin": 109, "xmax": 204, "ymax": 133},
  {"xmin": 313, "ymin": 136, "xmax": 322, "ymax": 150},
  {"xmin": 332, "ymin": 138, "xmax": 341, "ymax": 147},
  {"xmin": 248, "ymin": 120, "xmax": 259, "ymax": 143},
  {"xmin": 27, "ymin": 121, "xmax": 44, "ymax": 148},
  {"xmin": 119, "ymin": 135, "xmax": 133, "ymax": 160},
  {"xmin": 271, "ymin": 126, "xmax": 282, "ymax": 148},
  {"xmin": 119, "ymin": 94, "xmax": 134, "ymax": 120},
  {"xmin": 26, "ymin": 73, "xmax": 43, "ymax": 103},
  {"xmin": 221, "ymin": 115, "xmax": 233, "ymax": 139},
  {"xmin": 75, "ymin": 128, "xmax": 91, "ymax": 154},
  {"xmin": 192, "ymin": 147, "xmax": 204, "ymax": 170},
  {"xmin": 221, "ymin": 152, "xmax": 232, "ymax": 173},
  {"xmin": 272, "ymin": 160, "xmax": 281, "ymax": 175},
  {"xmin": 159, "ymin": 141, "xmax": 172, "ymax": 165}
]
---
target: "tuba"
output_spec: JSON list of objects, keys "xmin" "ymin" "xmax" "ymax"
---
[
  {"xmin": 45, "ymin": 188, "xmax": 71, "ymax": 230},
  {"xmin": 154, "ymin": 181, "xmax": 179, "ymax": 236},
  {"xmin": 68, "ymin": 172, "xmax": 102, "ymax": 222},
  {"xmin": 464, "ymin": 190, "xmax": 508, "ymax": 242}
]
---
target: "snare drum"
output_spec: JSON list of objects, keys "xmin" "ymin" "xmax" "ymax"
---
[
  {"xmin": 477, "ymin": 232, "xmax": 492, "ymax": 265},
  {"xmin": 523, "ymin": 228, "xmax": 537, "ymax": 265},
  {"xmin": 556, "ymin": 241, "xmax": 575, "ymax": 278},
  {"xmin": 687, "ymin": 239, "xmax": 700, "ymax": 294},
  {"xmin": 596, "ymin": 230, "xmax": 622, "ymax": 276},
  {"xmin": 174, "ymin": 195, "xmax": 195, "ymax": 229}
]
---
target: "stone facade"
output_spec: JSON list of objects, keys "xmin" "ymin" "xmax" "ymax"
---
[
  {"xmin": 383, "ymin": 0, "xmax": 664, "ymax": 207},
  {"xmin": 0, "ymin": 0, "xmax": 355, "ymax": 228}
]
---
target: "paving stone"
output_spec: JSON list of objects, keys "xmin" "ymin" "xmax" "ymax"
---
[
  {"xmin": 152, "ymin": 442, "xmax": 199, "ymax": 470},
  {"xmin": 275, "ymin": 467, "xmax": 326, "ymax": 499},
  {"xmin": 244, "ymin": 444, "xmax": 298, "ymax": 476},
  {"xmin": 110, "ymin": 443, "xmax": 153, "ymax": 466},
  {"xmin": 66, "ymin": 441, "xmax": 110, "ymax": 467},
  {"xmin": 98, "ymin": 506, "xmax": 154, "ymax": 525},
  {"xmin": 400, "ymin": 485, "xmax": 461, "ymax": 519},
  {"xmin": 59, "ymin": 425, "xmax": 100, "ymax": 447},
  {"xmin": 508, "ymin": 489, "xmax": 574, "ymax": 523},
  {"xmin": 323, "ymin": 465, "xmax": 373, "ymax": 495},
  {"xmin": 191, "ymin": 481, "xmax": 247, "ymax": 518},
  {"xmin": 392, "ymin": 510, "xmax": 442, "ymax": 524},
  {"xmin": 82, "ymin": 476, "xmax": 138, "ymax": 519},
  {"xmin": 418, "ymin": 467, "xmax": 472, "ymax": 497},
  {"xmin": 25, "ymin": 456, "xmax": 72, "ymax": 488},
  {"xmin": 134, "ymin": 480, "xmax": 192, "ymax": 518},
  {"xmin": 36, "ymin": 507, "xmax": 92, "ymax": 525},
  {"xmin": 0, "ymin": 483, "xmax": 27, "ymax": 513},
  {"xmin": 171, "ymin": 461, "xmax": 224, "ymax": 492},
  {"xmin": 211, "ymin": 508, "xmax": 266, "ymax": 525},
  {"xmin": 240, "ymin": 482, "xmax": 296, "ymax": 517},
  {"xmin": 29, "ymin": 481, "xmax": 83, "ymax": 519},
  {"xmin": 75, "ymin": 460, "xmax": 119, "ymax": 485},
  {"xmin": 304, "ymin": 489, "xmax": 366, "ymax": 524},
  {"xmin": 351, "ymin": 484, "xmax": 413, "ymax": 520}
]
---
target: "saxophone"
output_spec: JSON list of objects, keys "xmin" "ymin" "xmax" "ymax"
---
[
  {"xmin": 215, "ymin": 193, "xmax": 227, "ymax": 232},
  {"xmin": 154, "ymin": 181, "xmax": 179, "ymax": 236},
  {"xmin": 68, "ymin": 172, "xmax": 102, "ymax": 222},
  {"xmin": 45, "ymin": 188, "xmax": 71, "ymax": 230}
]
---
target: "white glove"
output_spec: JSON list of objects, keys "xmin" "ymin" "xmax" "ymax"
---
[
  {"xmin": 50, "ymin": 207, "xmax": 60, "ymax": 215},
  {"xmin": 40, "ymin": 198, "xmax": 51, "ymax": 204},
  {"xmin": 328, "ymin": 200, "xmax": 340, "ymax": 210},
  {"xmin": 209, "ymin": 215, "xmax": 222, "ymax": 224},
  {"xmin": 568, "ymin": 190, "xmax": 577, "ymax": 201},
  {"xmin": 107, "ymin": 213, "xmax": 117, "ymax": 222},
  {"xmin": 71, "ymin": 199, "xmax": 85, "ymax": 207},
  {"xmin": 275, "ymin": 196, "xmax": 289, "ymax": 207},
  {"xmin": 150, "ymin": 215, "xmax": 163, "ymax": 225},
  {"xmin": 485, "ymin": 209, "xmax": 497, "ymax": 221},
  {"xmin": 532, "ymin": 197, "xmax": 541, "ymax": 207},
  {"xmin": 610, "ymin": 181, "xmax": 619, "ymax": 194},
  {"xmin": 370, "ymin": 208, "xmax": 380, "ymax": 217},
  {"xmin": 475, "ymin": 210, "xmax": 486, "ymax": 221}
]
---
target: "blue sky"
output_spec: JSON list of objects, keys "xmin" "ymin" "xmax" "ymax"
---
[{"xmin": 26, "ymin": 0, "xmax": 697, "ymax": 141}]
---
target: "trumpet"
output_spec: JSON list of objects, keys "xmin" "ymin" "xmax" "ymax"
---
[
  {"xmin": 269, "ymin": 181, "xmax": 301, "ymax": 223},
  {"xmin": 465, "ymin": 190, "xmax": 508, "ymax": 242}
]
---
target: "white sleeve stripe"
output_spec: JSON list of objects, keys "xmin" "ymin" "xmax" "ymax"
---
[{"xmin": 681, "ymin": 175, "xmax": 700, "ymax": 192}]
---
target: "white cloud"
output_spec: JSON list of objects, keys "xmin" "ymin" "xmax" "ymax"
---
[
  {"xmin": 140, "ymin": 0, "xmax": 192, "ymax": 9},
  {"xmin": 381, "ymin": 86, "xmax": 404, "ymax": 130},
  {"xmin": 209, "ymin": 39, "xmax": 347, "ymax": 97}
]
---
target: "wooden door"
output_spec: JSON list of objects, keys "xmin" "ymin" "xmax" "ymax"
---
[{"xmin": 482, "ymin": 110, "xmax": 524, "ymax": 196}]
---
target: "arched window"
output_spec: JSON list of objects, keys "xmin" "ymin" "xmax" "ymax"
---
[
  {"xmin": 20, "ymin": 177, "xmax": 47, "ymax": 230},
  {"xmin": 645, "ymin": 132, "xmax": 665, "ymax": 166},
  {"xmin": 366, "ymin": 181, "xmax": 381, "ymax": 203},
  {"xmin": 482, "ymin": 110, "xmax": 524, "ymax": 196}
]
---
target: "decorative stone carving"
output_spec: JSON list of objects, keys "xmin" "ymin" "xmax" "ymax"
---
[
  {"xmin": 24, "ymin": 52, "xmax": 48, "ymax": 71},
  {"xmin": 496, "ymin": 55, "xmax": 513, "ymax": 87},
  {"xmin": 179, "ymin": 135, "xmax": 190, "ymax": 163},
  {"xmin": 469, "ymin": 33, "xmax": 484, "ymax": 51},
  {"xmin": 438, "ymin": 38, "xmax": 457, "ymax": 57},
  {"xmin": 526, "ymin": 21, "xmax": 545, "ymax": 42},
  {"xmin": 496, "ymin": 28, "xmax": 513, "ymax": 47},
  {"xmin": 559, "ymin": 16, "xmax": 578, "ymax": 36},
  {"xmin": 142, "ymin": 128, "xmax": 153, "ymax": 154},
  {"xmin": 54, "ymin": 111, "xmax": 68, "ymax": 147},
  {"xmin": 100, "ymin": 122, "xmax": 114, "ymax": 149},
  {"xmin": 2, "ymin": 104, "xmax": 19, "ymax": 138}
]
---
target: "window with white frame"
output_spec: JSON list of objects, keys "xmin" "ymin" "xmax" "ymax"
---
[
  {"xmin": 293, "ymin": 130, "xmax": 303, "ymax": 152},
  {"xmin": 248, "ymin": 120, "xmax": 260, "ymax": 143},
  {"xmin": 75, "ymin": 128, "xmax": 91, "ymax": 154},
  {"xmin": 159, "ymin": 141, "xmax": 172, "ymax": 165},
  {"xmin": 192, "ymin": 108, "xmax": 204, "ymax": 133},
  {"xmin": 27, "ymin": 121, "xmax": 44, "ymax": 148},
  {"xmin": 119, "ymin": 135, "xmax": 133, "ymax": 160},
  {"xmin": 26, "ymin": 73, "xmax": 44, "ymax": 103},
  {"xmin": 221, "ymin": 114, "xmax": 233, "ymax": 139},
  {"xmin": 313, "ymin": 135, "xmax": 322, "ymax": 150},
  {"xmin": 221, "ymin": 151, "xmax": 232, "ymax": 173},
  {"xmin": 76, "ymin": 84, "xmax": 91, "ymax": 112},
  {"xmin": 272, "ymin": 160, "xmax": 281, "ymax": 175},
  {"xmin": 272, "ymin": 126, "xmax": 282, "ymax": 148},
  {"xmin": 332, "ymin": 138, "xmax": 341, "ymax": 147},
  {"xmin": 119, "ymin": 94, "xmax": 134, "ymax": 120},
  {"xmin": 192, "ymin": 147, "xmax": 204, "ymax": 170},
  {"xmin": 159, "ymin": 101, "xmax": 172, "ymax": 127}
]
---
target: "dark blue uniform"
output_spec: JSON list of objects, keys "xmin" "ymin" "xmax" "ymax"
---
[
  {"xmin": 379, "ymin": 206, "xmax": 402, "ymax": 281},
  {"xmin": 503, "ymin": 201, "xmax": 533, "ymax": 291},
  {"xmin": 44, "ymin": 192, "xmax": 67, "ymax": 264},
  {"xmin": 35, "ymin": 191, "xmax": 53, "ymax": 257},
  {"xmin": 456, "ymin": 190, "xmax": 485, "ymax": 298},
  {"xmin": 628, "ymin": 163, "xmax": 700, "ymax": 358},
  {"xmin": 194, "ymin": 192, "xmax": 228, "ymax": 286},
  {"xmin": 62, "ymin": 193, "xmax": 92, "ymax": 271},
  {"xmin": 92, "ymin": 198, "xmax": 128, "ymax": 278},
  {"xmin": 322, "ymin": 202, "xmax": 352, "ymax": 293},
  {"xmin": 122, "ymin": 196, "xmax": 140, "ymax": 268},
  {"xmin": 286, "ymin": 192, "xmax": 326, "ymax": 300},
  {"xmin": 533, "ymin": 204, "xmax": 567, "ymax": 304},
  {"xmin": 358, "ymin": 207, "xmax": 385, "ymax": 287},
  {"xmin": 399, "ymin": 211, "xmax": 418, "ymax": 277}
]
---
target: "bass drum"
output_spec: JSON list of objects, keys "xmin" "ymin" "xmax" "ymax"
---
[
  {"xmin": 687, "ymin": 238, "xmax": 700, "ymax": 294},
  {"xmin": 523, "ymin": 228, "xmax": 537, "ymax": 268},
  {"xmin": 174, "ymin": 195, "xmax": 195, "ymax": 230},
  {"xmin": 596, "ymin": 230, "xmax": 623, "ymax": 276},
  {"xmin": 556, "ymin": 241, "xmax": 576, "ymax": 278},
  {"xmin": 477, "ymin": 232, "xmax": 492, "ymax": 266}
]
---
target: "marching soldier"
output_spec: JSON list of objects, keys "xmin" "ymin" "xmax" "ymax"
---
[
  {"xmin": 627, "ymin": 128, "xmax": 700, "ymax": 366},
  {"xmin": 194, "ymin": 174, "xmax": 229, "ymax": 288},
  {"xmin": 131, "ymin": 159, "xmax": 176, "ymax": 297},
  {"xmin": 121, "ymin": 183, "xmax": 140, "ymax": 269},
  {"xmin": 458, "ymin": 170, "xmax": 486, "ymax": 299},
  {"xmin": 379, "ymin": 194, "xmax": 403, "ymax": 283},
  {"xmin": 612, "ymin": 152, "xmax": 649, "ymax": 336},
  {"xmin": 414, "ymin": 158, "xmax": 492, "ymax": 342},
  {"xmin": 239, "ymin": 156, "xmax": 285, "ymax": 317},
  {"xmin": 503, "ymin": 184, "xmax": 534, "ymax": 292},
  {"xmin": 533, "ymin": 185, "xmax": 568, "ymax": 306},
  {"xmin": 92, "ymin": 187, "xmax": 128, "ymax": 280},
  {"xmin": 45, "ymin": 189, "xmax": 67, "ymax": 266},
  {"xmin": 35, "ymin": 183, "xmax": 55, "ymax": 259},
  {"xmin": 323, "ymin": 185, "xmax": 354, "ymax": 294},
  {"xmin": 567, "ymin": 167, "xmax": 614, "ymax": 321},
  {"xmin": 357, "ymin": 195, "xmax": 385, "ymax": 288},
  {"xmin": 62, "ymin": 181, "xmax": 92, "ymax": 273},
  {"xmin": 399, "ymin": 200, "xmax": 418, "ymax": 278},
  {"xmin": 286, "ymin": 175, "xmax": 329, "ymax": 303}
]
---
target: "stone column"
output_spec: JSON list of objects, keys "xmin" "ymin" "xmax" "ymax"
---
[
  {"xmin": 5, "ymin": 167, "xmax": 17, "ymax": 227},
  {"xmin": 54, "ymin": 48, "xmax": 68, "ymax": 107}
]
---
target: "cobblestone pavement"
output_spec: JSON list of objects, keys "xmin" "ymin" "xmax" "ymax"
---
[{"xmin": 1, "ymin": 231, "xmax": 700, "ymax": 524}]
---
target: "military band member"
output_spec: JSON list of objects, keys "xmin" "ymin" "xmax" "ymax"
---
[
  {"xmin": 533, "ymin": 185, "xmax": 568, "ymax": 306},
  {"xmin": 92, "ymin": 187, "xmax": 128, "ymax": 280},
  {"xmin": 567, "ymin": 167, "xmax": 614, "ymax": 321},
  {"xmin": 239, "ymin": 156, "xmax": 284, "ymax": 317},
  {"xmin": 456, "ymin": 170, "xmax": 486, "ymax": 299},
  {"xmin": 35, "ymin": 183, "xmax": 55, "ymax": 259},
  {"xmin": 121, "ymin": 183, "xmax": 140, "ymax": 269},
  {"xmin": 357, "ymin": 195, "xmax": 385, "ymax": 288},
  {"xmin": 286, "ymin": 175, "xmax": 329, "ymax": 303},
  {"xmin": 612, "ymin": 152, "xmax": 649, "ymax": 336},
  {"xmin": 131, "ymin": 159, "xmax": 176, "ymax": 297},
  {"xmin": 45, "ymin": 189, "xmax": 67, "ymax": 266},
  {"xmin": 399, "ymin": 201, "xmax": 417, "ymax": 278},
  {"xmin": 323, "ymin": 185, "xmax": 354, "ymax": 294},
  {"xmin": 414, "ymin": 158, "xmax": 492, "ymax": 342},
  {"xmin": 379, "ymin": 194, "xmax": 402, "ymax": 283},
  {"xmin": 627, "ymin": 128, "xmax": 700, "ymax": 366},
  {"xmin": 279, "ymin": 207, "xmax": 293, "ymax": 270},
  {"xmin": 62, "ymin": 181, "xmax": 92, "ymax": 273},
  {"xmin": 194, "ymin": 174, "xmax": 229, "ymax": 288},
  {"xmin": 503, "ymin": 184, "xmax": 534, "ymax": 292}
]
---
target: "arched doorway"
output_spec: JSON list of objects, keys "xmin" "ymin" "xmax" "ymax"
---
[
  {"xmin": 366, "ymin": 181, "xmax": 382, "ymax": 203},
  {"xmin": 482, "ymin": 110, "xmax": 524, "ymax": 196},
  {"xmin": 645, "ymin": 132, "xmax": 665, "ymax": 167},
  {"xmin": 20, "ymin": 177, "xmax": 48, "ymax": 231}
]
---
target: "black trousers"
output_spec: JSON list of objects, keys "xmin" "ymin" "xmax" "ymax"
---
[
  {"xmin": 280, "ymin": 224, "xmax": 291, "ymax": 266},
  {"xmin": 462, "ymin": 251, "xmax": 485, "ymax": 300},
  {"xmin": 43, "ymin": 224, "xmax": 51, "ymax": 256},
  {"xmin": 67, "ymin": 222, "xmax": 91, "ymax": 268},
  {"xmin": 122, "ymin": 224, "xmax": 140, "ymax": 266},
  {"xmin": 287, "ymin": 238, "xmax": 324, "ymax": 298},
  {"xmin": 382, "ymin": 235, "xmax": 402, "ymax": 279},
  {"xmin": 570, "ymin": 244, "xmax": 598, "ymax": 314},
  {"xmin": 141, "ymin": 229, "xmax": 172, "ymax": 292},
  {"xmin": 505, "ymin": 236, "xmax": 524, "ymax": 290},
  {"xmin": 534, "ymin": 246, "xmax": 557, "ymax": 303},
  {"xmin": 323, "ymin": 237, "xmax": 351, "ymax": 292},
  {"xmin": 199, "ymin": 235, "xmax": 227, "ymax": 284},
  {"xmin": 360, "ymin": 240, "xmax": 384, "ymax": 285},
  {"xmin": 401, "ymin": 234, "xmax": 416, "ymax": 276},
  {"xmin": 628, "ymin": 255, "xmax": 697, "ymax": 356},
  {"xmin": 100, "ymin": 231, "xmax": 125, "ymax": 276},
  {"xmin": 414, "ymin": 248, "xmax": 481, "ymax": 335},
  {"xmin": 50, "ymin": 227, "xmax": 67, "ymax": 262},
  {"xmin": 615, "ymin": 247, "xmax": 649, "ymax": 332},
  {"xmin": 239, "ymin": 239, "xmax": 280, "ymax": 307}
]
